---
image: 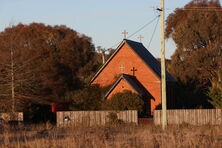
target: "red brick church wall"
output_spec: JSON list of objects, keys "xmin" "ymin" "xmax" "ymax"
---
[
  {"xmin": 92, "ymin": 43, "xmax": 162, "ymax": 114},
  {"xmin": 107, "ymin": 79, "xmax": 137, "ymax": 99}
]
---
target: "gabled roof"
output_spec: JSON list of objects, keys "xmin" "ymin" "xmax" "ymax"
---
[
  {"xmin": 90, "ymin": 39, "xmax": 175, "ymax": 83},
  {"xmin": 105, "ymin": 74, "xmax": 153, "ymax": 99}
]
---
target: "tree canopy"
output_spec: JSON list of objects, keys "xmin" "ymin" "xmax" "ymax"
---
[
  {"xmin": 166, "ymin": 0, "xmax": 222, "ymax": 108},
  {"xmin": 0, "ymin": 23, "xmax": 101, "ymax": 111}
]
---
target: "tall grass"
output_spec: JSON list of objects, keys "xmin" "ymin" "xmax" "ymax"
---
[{"xmin": 0, "ymin": 123, "xmax": 221, "ymax": 148}]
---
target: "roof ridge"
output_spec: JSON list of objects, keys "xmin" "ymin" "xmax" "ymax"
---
[{"xmin": 90, "ymin": 39, "xmax": 175, "ymax": 84}]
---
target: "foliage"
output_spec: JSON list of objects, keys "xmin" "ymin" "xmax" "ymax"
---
[
  {"xmin": 0, "ymin": 23, "xmax": 101, "ymax": 111},
  {"xmin": 106, "ymin": 112, "xmax": 124, "ymax": 125},
  {"xmin": 67, "ymin": 85, "xmax": 105, "ymax": 111},
  {"xmin": 166, "ymin": 0, "xmax": 222, "ymax": 85},
  {"xmin": 106, "ymin": 48, "xmax": 116, "ymax": 60},
  {"xmin": 102, "ymin": 90, "xmax": 144, "ymax": 113},
  {"xmin": 174, "ymin": 83, "xmax": 211, "ymax": 109},
  {"xmin": 208, "ymin": 70, "xmax": 222, "ymax": 108},
  {"xmin": 208, "ymin": 88, "xmax": 222, "ymax": 108},
  {"xmin": 166, "ymin": 0, "xmax": 222, "ymax": 108}
]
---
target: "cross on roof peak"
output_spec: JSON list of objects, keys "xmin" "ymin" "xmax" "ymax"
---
[
  {"xmin": 122, "ymin": 30, "xmax": 128, "ymax": 39},
  {"xmin": 138, "ymin": 35, "xmax": 144, "ymax": 42}
]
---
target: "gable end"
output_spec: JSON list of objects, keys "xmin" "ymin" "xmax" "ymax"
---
[{"xmin": 90, "ymin": 39, "xmax": 175, "ymax": 84}]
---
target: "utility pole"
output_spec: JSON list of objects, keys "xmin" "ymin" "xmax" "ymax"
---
[{"xmin": 160, "ymin": 0, "xmax": 167, "ymax": 129}]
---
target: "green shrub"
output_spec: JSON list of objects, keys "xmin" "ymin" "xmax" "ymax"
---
[
  {"xmin": 208, "ymin": 87, "xmax": 222, "ymax": 109},
  {"xmin": 106, "ymin": 112, "xmax": 124, "ymax": 125},
  {"xmin": 102, "ymin": 90, "xmax": 144, "ymax": 113},
  {"xmin": 208, "ymin": 70, "xmax": 222, "ymax": 109},
  {"xmin": 66, "ymin": 85, "xmax": 104, "ymax": 110}
]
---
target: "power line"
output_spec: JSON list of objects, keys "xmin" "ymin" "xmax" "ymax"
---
[
  {"xmin": 165, "ymin": 7, "xmax": 222, "ymax": 12},
  {"xmin": 182, "ymin": 8, "xmax": 222, "ymax": 11},
  {"xmin": 110, "ymin": 15, "xmax": 160, "ymax": 49},
  {"xmin": 147, "ymin": 17, "xmax": 160, "ymax": 50},
  {"xmin": 166, "ymin": 6, "xmax": 221, "ymax": 9},
  {"xmin": 108, "ymin": 6, "xmax": 222, "ymax": 50},
  {"xmin": 110, "ymin": 41, "xmax": 121, "ymax": 49},
  {"xmin": 184, "ymin": 7, "xmax": 221, "ymax": 9},
  {"xmin": 128, "ymin": 16, "xmax": 160, "ymax": 39},
  {"xmin": 110, "ymin": 16, "xmax": 160, "ymax": 49}
]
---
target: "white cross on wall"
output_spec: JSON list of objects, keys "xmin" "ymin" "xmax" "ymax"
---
[{"xmin": 119, "ymin": 64, "xmax": 125, "ymax": 73}]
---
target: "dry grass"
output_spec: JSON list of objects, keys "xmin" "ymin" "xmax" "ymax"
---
[{"xmin": 0, "ymin": 123, "xmax": 221, "ymax": 148}]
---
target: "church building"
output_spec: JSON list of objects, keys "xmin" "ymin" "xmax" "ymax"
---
[{"xmin": 91, "ymin": 39, "xmax": 175, "ymax": 115}]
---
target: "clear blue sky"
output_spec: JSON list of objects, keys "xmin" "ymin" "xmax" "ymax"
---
[{"xmin": 1, "ymin": 0, "xmax": 220, "ymax": 58}]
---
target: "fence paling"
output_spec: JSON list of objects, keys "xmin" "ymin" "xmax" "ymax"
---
[
  {"xmin": 154, "ymin": 109, "xmax": 222, "ymax": 125},
  {"xmin": 0, "ymin": 112, "xmax": 23, "ymax": 123},
  {"xmin": 57, "ymin": 110, "xmax": 138, "ymax": 127}
]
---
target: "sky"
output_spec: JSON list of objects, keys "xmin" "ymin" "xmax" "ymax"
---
[{"xmin": 0, "ymin": 0, "xmax": 219, "ymax": 58}]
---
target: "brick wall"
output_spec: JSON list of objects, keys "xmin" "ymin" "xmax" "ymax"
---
[{"xmin": 92, "ymin": 43, "xmax": 162, "ymax": 114}]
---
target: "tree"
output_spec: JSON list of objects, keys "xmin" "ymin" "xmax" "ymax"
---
[
  {"xmin": 166, "ymin": 0, "xmax": 222, "ymax": 108},
  {"xmin": 106, "ymin": 48, "xmax": 116, "ymax": 59},
  {"xmin": 102, "ymin": 90, "xmax": 145, "ymax": 113},
  {"xmin": 0, "ymin": 25, "xmax": 43, "ymax": 112},
  {"xmin": 166, "ymin": 0, "xmax": 222, "ymax": 84},
  {"xmin": 0, "ymin": 23, "xmax": 99, "ymax": 112},
  {"xmin": 95, "ymin": 46, "xmax": 114, "ymax": 64},
  {"xmin": 66, "ymin": 85, "xmax": 105, "ymax": 110}
]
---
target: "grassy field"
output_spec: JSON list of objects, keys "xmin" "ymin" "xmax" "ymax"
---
[{"xmin": 0, "ymin": 123, "xmax": 221, "ymax": 148}]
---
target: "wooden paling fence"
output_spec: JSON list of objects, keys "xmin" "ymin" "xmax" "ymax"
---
[
  {"xmin": 154, "ymin": 109, "xmax": 222, "ymax": 125},
  {"xmin": 57, "ymin": 110, "xmax": 138, "ymax": 127},
  {"xmin": 0, "ymin": 112, "xmax": 23, "ymax": 122}
]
